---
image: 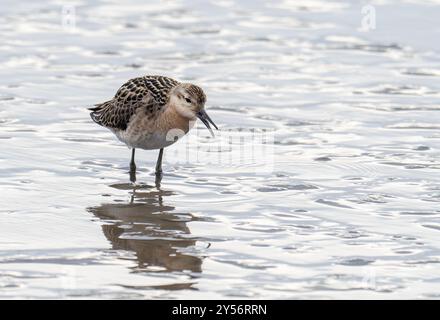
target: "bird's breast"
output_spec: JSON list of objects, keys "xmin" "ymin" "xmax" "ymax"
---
[
  {"xmin": 114, "ymin": 106, "xmax": 193, "ymax": 150},
  {"xmin": 156, "ymin": 105, "xmax": 193, "ymax": 135}
]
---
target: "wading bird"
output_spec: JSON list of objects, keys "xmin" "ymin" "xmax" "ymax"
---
[{"xmin": 89, "ymin": 75, "xmax": 218, "ymax": 184}]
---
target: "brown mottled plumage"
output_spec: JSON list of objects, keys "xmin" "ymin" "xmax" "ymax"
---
[
  {"xmin": 89, "ymin": 75, "xmax": 217, "ymax": 183},
  {"xmin": 89, "ymin": 75, "xmax": 180, "ymax": 130}
]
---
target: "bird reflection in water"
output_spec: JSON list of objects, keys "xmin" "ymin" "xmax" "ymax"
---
[{"xmin": 87, "ymin": 183, "xmax": 203, "ymax": 274}]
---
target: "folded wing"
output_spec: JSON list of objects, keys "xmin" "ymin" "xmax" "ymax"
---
[{"xmin": 89, "ymin": 75, "xmax": 179, "ymax": 131}]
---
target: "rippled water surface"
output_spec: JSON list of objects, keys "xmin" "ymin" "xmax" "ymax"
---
[{"xmin": 1, "ymin": 0, "xmax": 440, "ymax": 299}]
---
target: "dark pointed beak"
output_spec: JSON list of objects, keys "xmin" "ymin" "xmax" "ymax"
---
[{"xmin": 197, "ymin": 109, "xmax": 218, "ymax": 137}]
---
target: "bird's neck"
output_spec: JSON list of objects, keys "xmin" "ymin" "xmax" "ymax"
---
[{"xmin": 157, "ymin": 104, "xmax": 195, "ymax": 135}]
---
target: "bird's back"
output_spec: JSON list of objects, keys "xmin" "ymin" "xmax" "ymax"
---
[{"xmin": 89, "ymin": 75, "xmax": 180, "ymax": 131}]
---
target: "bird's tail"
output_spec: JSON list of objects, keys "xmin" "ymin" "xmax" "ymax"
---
[{"xmin": 88, "ymin": 100, "xmax": 112, "ymax": 126}]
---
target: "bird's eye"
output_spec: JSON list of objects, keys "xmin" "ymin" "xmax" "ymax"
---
[{"xmin": 185, "ymin": 98, "xmax": 192, "ymax": 104}]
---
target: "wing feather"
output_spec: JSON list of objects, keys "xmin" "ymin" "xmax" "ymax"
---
[{"xmin": 89, "ymin": 75, "xmax": 179, "ymax": 130}]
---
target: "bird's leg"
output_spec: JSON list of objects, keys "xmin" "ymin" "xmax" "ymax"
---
[
  {"xmin": 154, "ymin": 148, "xmax": 164, "ymax": 187},
  {"xmin": 155, "ymin": 175, "xmax": 162, "ymax": 189},
  {"xmin": 155, "ymin": 148, "xmax": 164, "ymax": 175},
  {"xmin": 130, "ymin": 148, "xmax": 136, "ymax": 170},
  {"xmin": 129, "ymin": 148, "xmax": 136, "ymax": 183}
]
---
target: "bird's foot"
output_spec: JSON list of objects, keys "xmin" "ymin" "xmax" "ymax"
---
[
  {"xmin": 154, "ymin": 170, "xmax": 163, "ymax": 188},
  {"xmin": 129, "ymin": 168, "xmax": 137, "ymax": 184}
]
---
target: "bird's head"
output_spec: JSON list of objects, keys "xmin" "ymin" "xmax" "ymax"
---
[{"xmin": 170, "ymin": 83, "xmax": 218, "ymax": 136}]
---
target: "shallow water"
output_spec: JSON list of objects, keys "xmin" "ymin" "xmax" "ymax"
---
[{"xmin": 1, "ymin": 0, "xmax": 440, "ymax": 299}]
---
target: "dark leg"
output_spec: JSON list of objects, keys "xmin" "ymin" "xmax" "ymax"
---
[
  {"xmin": 129, "ymin": 148, "xmax": 136, "ymax": 183},
  {"xmin": 155, "ymin": 148, "xmax": 164, "ymax": 175},
  {"xmin": 154, "ymin": 148, "xmax": 164, "ymax": 187},
  {"xmin": 130, "ymin": 148, "xmax": 136, "ymax": 170},
  {"xmin": 155, "ymin": 174, "xmax": 162, "ymax": 189}
]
